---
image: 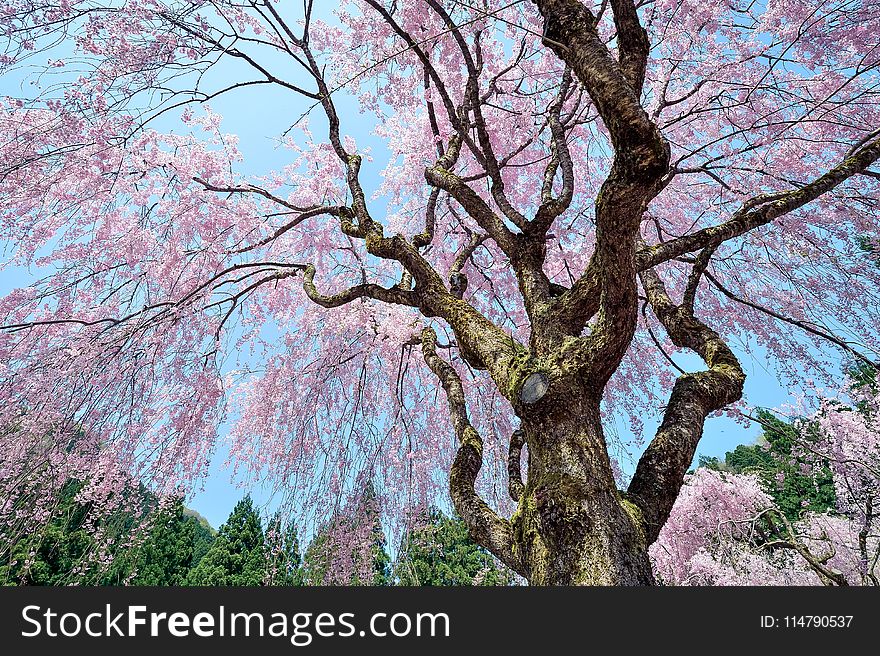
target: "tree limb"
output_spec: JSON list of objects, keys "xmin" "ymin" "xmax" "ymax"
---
[
  {"xmin": 628, "ymin": 265, "xmax": 745, "ymax": 543},
  {"xmin": 421, "ymin": 327, "xmax": 523, "ymax": 575},
  {"xmin": 302, "ymin": 265, "xmax": 419, "ymax": 308},
  {"xmin": 508, "ymin": 428, "xmax": 526, "ymax": 502},
  {"xmin": 705, "ymin": 271, "xmax": 880, "ymax": 370},
  {"xmin": 609, "ymin": 0, "xmax": 650, "ymax": 94},
  {"xmin": 641, "ymin": 137, "xmax": 880, "ymax": 269}
]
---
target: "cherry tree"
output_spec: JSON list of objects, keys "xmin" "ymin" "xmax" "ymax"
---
[
  {"xmin": 1, "ymin": 0, "xmax": 879, "ymax": 585},
  {"xmin": 653, "ymin": 388, "xmax": 880, "ymax": 586}
]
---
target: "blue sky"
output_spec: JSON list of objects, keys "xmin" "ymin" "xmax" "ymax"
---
[{"xmin": 0, "ymin": 9, "xmax": 808, "ymax": 531}]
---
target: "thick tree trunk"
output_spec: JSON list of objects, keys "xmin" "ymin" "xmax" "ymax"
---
[{"xmin": 512, "ymin": 392, "xmax": 653, "ymax": 585}]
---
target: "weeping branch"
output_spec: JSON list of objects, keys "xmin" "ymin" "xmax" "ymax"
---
[
  {"xmin": 641, "ymin": 136, "xmax": 880, "ymax": 270},
  {"xmin": 705, "ymin": 272, "xmax": 880, "ymax": 370}
]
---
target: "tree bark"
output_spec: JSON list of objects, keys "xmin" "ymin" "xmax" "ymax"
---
[{"xmin": 511, "ymin": 390, "xmax": 653, "ymax": 585}]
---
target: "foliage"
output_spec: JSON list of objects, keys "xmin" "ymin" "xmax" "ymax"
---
[
  {"xmin": 264, "ymin": 512, "xmax": 303, "ymax": 586},
  {"xmin": 1, "ymin": 0, "xmax": 879, "ymax": 584},
  {"xmin": 0, "ymin": 474, "xmax": 218, "ymax": 586},
  {"xmin": 302, "ymin": 482, "xmax": 391, "ymax": 586},
  {"xmin": 185, "ymin": 509, "xmax": 218, "ymax": 569},
  {"xmin": 395, "ymin": 509, "xmax": 515, "ymax": 586},
  {"xmin": 654, "ymin": 389, "xmax": 880, "ymax": 586},
  {"xmin": 701, "ymin": 410, "xmax": 836, "ymax": 521},
  {"xmin": 129, "ymin": 497, "xmax": 218, "ymax": 586},
  {"xmin": 1, "ymin": 479, "xmax": 97, "ymax": 585},
  {"xmin": 187, "ymin": 496, "xmax": 267, "ymax": 586}
]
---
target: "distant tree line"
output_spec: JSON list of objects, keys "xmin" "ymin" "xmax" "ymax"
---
[{"xmin": 1, "ymin": 482, "xmax": 513, "ymax": 586}]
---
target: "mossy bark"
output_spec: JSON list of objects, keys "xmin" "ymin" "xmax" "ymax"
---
[{"xmin": 511, "ymin": 390, "xmax": 653, "ymax": 585}]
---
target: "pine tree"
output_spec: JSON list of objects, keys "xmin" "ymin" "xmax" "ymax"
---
[
  {"xmin": 396, "ymin": 509, "xmax": 515, "ymax": 586},
  {"xmin": 130, "ymin": 497, "xmax": 195, "ymax": 586},
  {"xmin": 187, "ymin": 496, "xmax": 266, "ymax": 586}
]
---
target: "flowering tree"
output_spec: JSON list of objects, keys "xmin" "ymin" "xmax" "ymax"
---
[
  {"xmin": 653, "ymin": 389, "xmax": 880, "ymax": 586},
  {"xmin": 1, "ymin": 1, "xmax": 879, "ymax": 585},
  {"xmin": 300, "ymin": 481, "xmax": 391, "ymax": 586}
]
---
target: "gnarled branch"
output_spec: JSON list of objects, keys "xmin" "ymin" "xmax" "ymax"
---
[
  {"xmin": 508, "ymin": 428, "xmax": 526, "ymax": 502},
  {"xmin": 609, "ymin": 0, "xmax": 651, "ymax": 94},
  {"xmin": 302, "ymin": 264, "xmax": 418, "ymax": 308},
  {"xmin": 628, "ymin": 265, "xmax": 745, "ymax": 544},
  {"xmin": 421, "ymin": 327, "xmax": 523, "ymax": 575}
]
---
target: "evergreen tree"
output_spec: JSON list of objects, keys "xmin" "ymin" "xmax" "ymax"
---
[
  {"xmin": 701, "ymin": 410, "xmax": 836, "ymax": 520},
  {"xmin": 362, "ymin": 482, "xmax": 391, "ymax": 586},
  {"xmin": 301, "ymin": 482, "xmax": 391, "ymax": 586},
  {"xmin": 264, "ymin": 513, "xmax": 302, "ymax": 586},
  {"xmin": 130, "ymin": 497, "xmax": 195, "ymax": 586},
  {"xmin": 1, "ymin": 480, "xmax": 94, "ymax": 585},
  {"xmin": 187, "ymin": 496, "xmax": 266, "ymax": 586},
  {"xmin": 183, "ymin": 510, "xmax": 217, "ymax": 569},
  {"xmin": 1, "ymin": 478, "xmax": 155, "ymax": 586},
  {"xmin": 300, "ymin": 531, "xmax": 331, "ymax": 586},
  {"xmin": 396, "ymin": 509, "xmax": 514, "ymax": 586}
]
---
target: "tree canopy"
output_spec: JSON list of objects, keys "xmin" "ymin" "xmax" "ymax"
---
[
  {"xmin": 1, "ymin": 1, "xmax": 879, "ymax": 585},
  {"xmin": 187, "ymin": 496, "xmax": 267, "ymax": 586},
  {"xmin": 657, "ymin": 389, "xmax": 880, "ymax": 586}
]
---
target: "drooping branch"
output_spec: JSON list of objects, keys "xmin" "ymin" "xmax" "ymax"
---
[
  {"xmin": 628, "ymin": 265, "xmax": 745, "ymax": 544},
  {"xmin": 420, "ymin": 327, "xmax": 523, "ymax": 575},
  {"xmin": 705, "ymin": 272, "xmax": 880, "ymax": 370},
  {"xmin": 553, "ymin": 134, "xmax": 880, "ymax": 338}
]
